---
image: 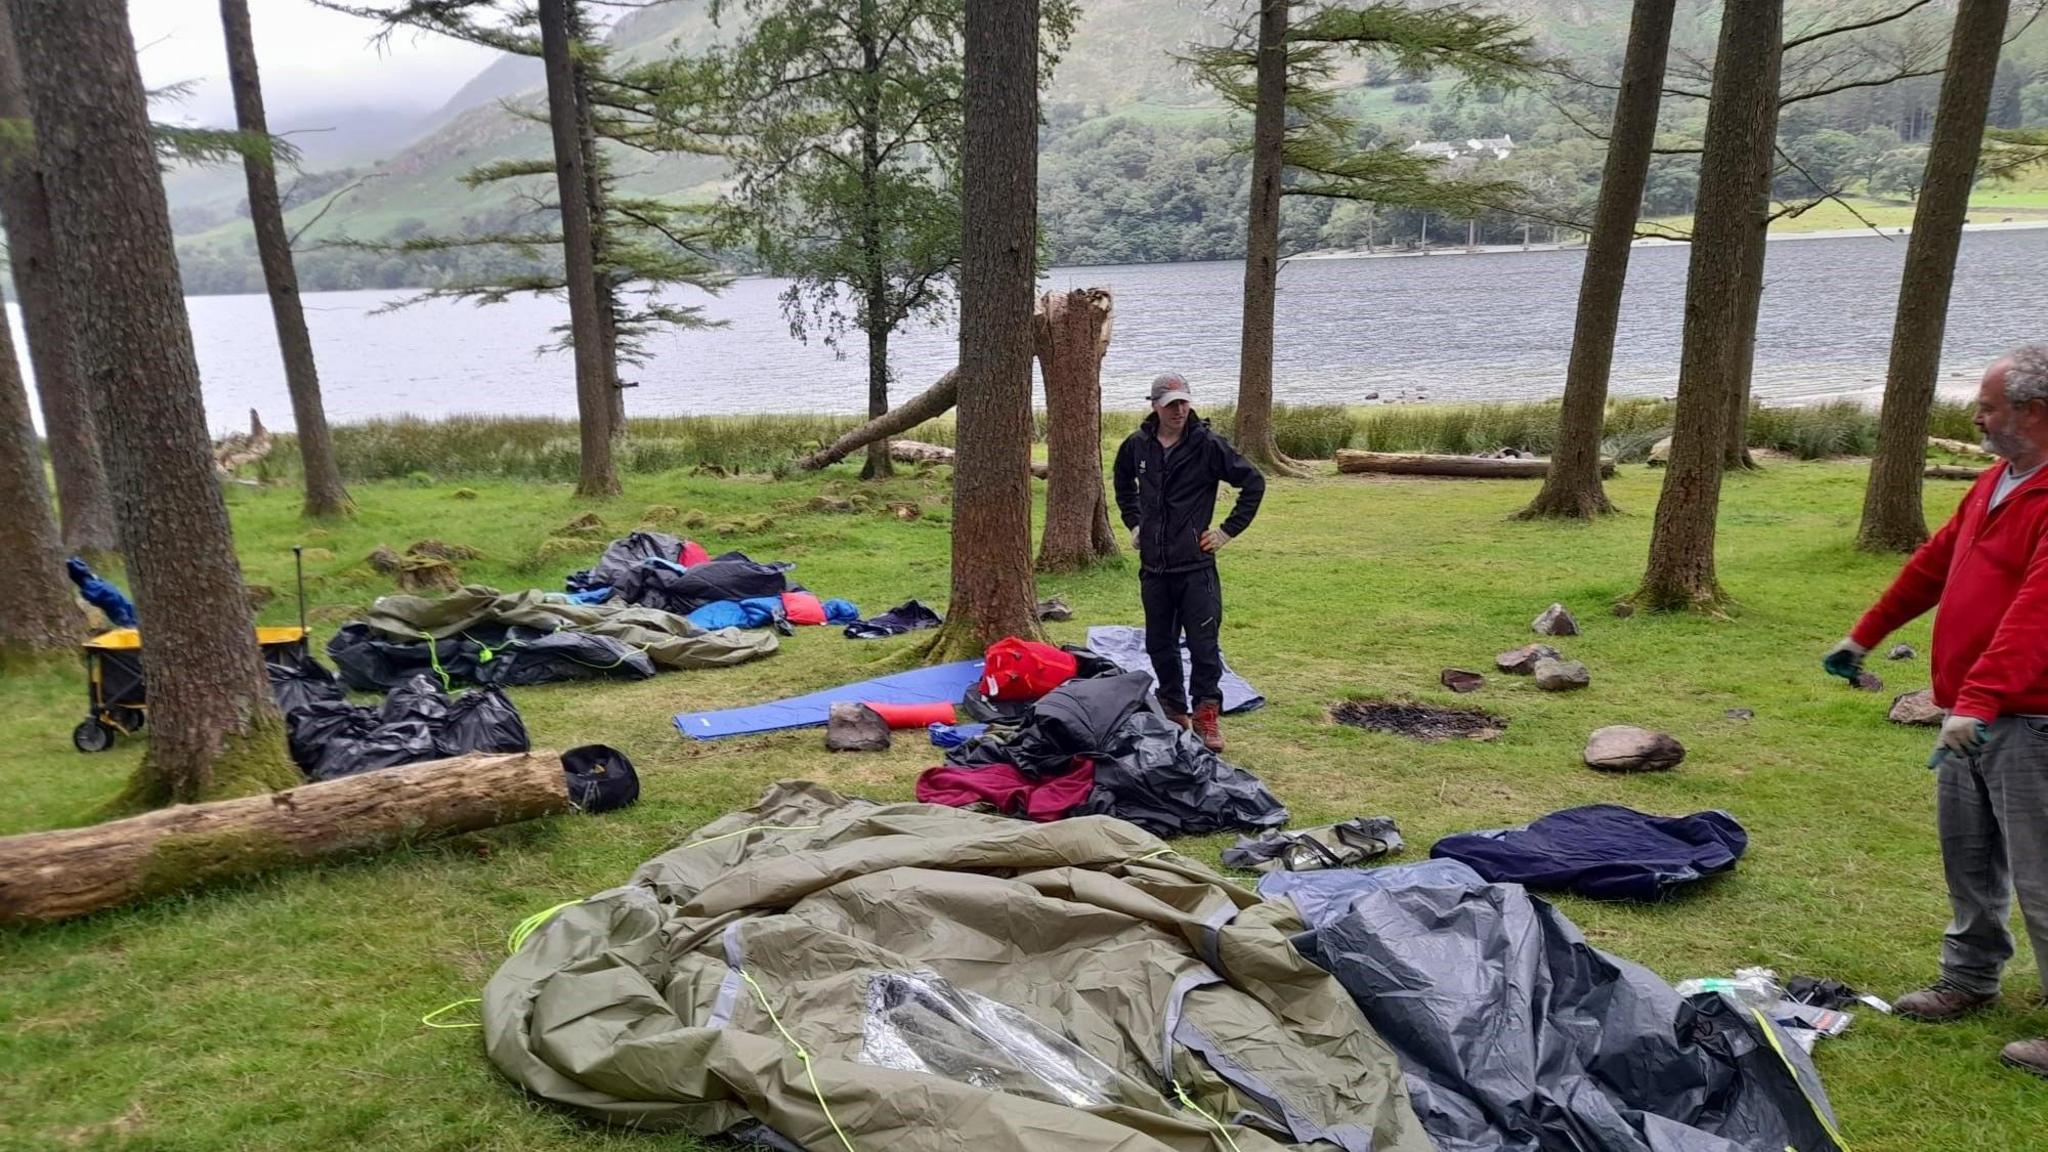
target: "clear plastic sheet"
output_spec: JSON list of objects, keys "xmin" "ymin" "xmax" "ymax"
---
[{"xmin": 858, "ymin": 971, "xmax": 1118, "ymax": 1108}]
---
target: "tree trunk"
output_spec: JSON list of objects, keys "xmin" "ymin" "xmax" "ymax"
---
[
  {"xmin": 797, "ymin": 368, "xmax": 959, "ymax": 470},
  {"xmin": 0, "ymin": 752, "xmax": 570, "ymax": 926},
  {"xmin": 1036, "ymin": 287, "xmax": 1119, "ymax": 571},
  {"xmin": 0, "ymin": 281, "xmax": 83, "ymax": 666},
  {"xmin": 15, "ymin": 0, "xmax": 296, "ymax": 806},
  {"xmin": 1722, "ymin": 193, "xmax": 1767, "ymax": 470},
  {"xmin": 540, "ymin": 0, "xmax": 618, "ymax": 497},
  {"xmin": 1519, "ymin": 0, "xmax": 1675, "ymax": 521},
  {"xmin": 1233, "ymin": 0, "xmax": 1308, "ymax": 478},
  {"xmin": 567, "ymin": 6, "xmax": 626, "ymax": 441},
  {"xmin": 858, "ymin": 0, "xmax": 894, "ymax": 481},
  {"xmin": 1859, "ymin": 0, "xmax": 2011, "ymax": 553},
  {"xmin": 1632, "ymin": 0, "xmax": 1783, "ymax": 613},
  {"xmin": 1339, "ymin": 450, "xmax": 1616, "ymax": 478},
  {"xmin": 219, "ymin": 0, "xmax": 353, "ymax": 519},
  {"xmin": 0, "ymin": 2, "xmax": 116, "ymax": 557},
  {"xmin": 924, "ymin": 0, "xmax": 1043, "ymax": 660}
]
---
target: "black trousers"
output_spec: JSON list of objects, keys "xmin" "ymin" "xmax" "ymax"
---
[{"xmin": 1140, "ymin": 565, "xmax": 1223, "ymax": 713}]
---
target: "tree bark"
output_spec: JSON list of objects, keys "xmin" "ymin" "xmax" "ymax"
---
[
  {"xmin": 566, "ymin": 3, "xmax": 626, "ymax": 441},
  {"xmin": 1859, "ymin": 0, "xmax": 2011, "ymax": 552},
  {"xmin": 0, "ymin": 1, "xmax": 116, "ymax": 557},
  {"xmin": 1233, "ymin": 0, "xmax": 1308, "ymax": 478},
  {"xmin": 540, "ymin": 0, "xmax": 618, "ymax": 497},
  {"xmin": 858, "ymin": 0, "xmax": 895, "ymax": 481},
  {"xmin": 1520, "ymin": 0, "xmax": 1675, "ymax": 520},
  {"xmin": 1339, "ymin": 450, "xmax": 1616, "ymax": 478},
  {"xmin": 797, "ymin": 368, "xmax": 959, "ymax": 470},
  {"xmin": 0, "ymin": 275, "xmax": 83, "ymax": 666},
  {"xmin": 925, "ymin": 0, "xmax": 1043, "ymax": 660},
  {"xmin": 15, "ymin": 0, "xmax": 295, "ymax": 805},
  {"xmin": 1036, "ymin": 287, "xmax": 1119, "ymax": 571},
  {"xmin": 0, "ymin": 752, "xmax": 570, "ymax": 926},
  {"xmin": 1722, "ymin": 192, "xmax": 1768, "ymax": 470},
  {"xmin": 219, "ymin": 0, "xmax": 353, "ymax": 519},
  {"xmin": 1632, "ymin": 0, "xmax": 1783, "ymax": 613}
]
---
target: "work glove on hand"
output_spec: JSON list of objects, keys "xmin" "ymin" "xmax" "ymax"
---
[
  {"xmin": 1821, "ymin": 638, "xmax": 1868, "ymax": 681},
  {"xmin": 1938, "ymin": 714, "xmax": 1991, "ymax": 758},
  {"xmin": 1201, "ymin": 528, "xmax": 1233, "ymax": 553}
]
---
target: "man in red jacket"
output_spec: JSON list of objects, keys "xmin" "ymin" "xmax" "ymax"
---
[{"xmin": 1825, "ymin": 347, "xmax": 2048, "ymax": 1078}]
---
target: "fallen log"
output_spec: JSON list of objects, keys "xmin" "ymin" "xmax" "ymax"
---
[
  {"xmin": 0, "ymin": 751, "xmax": 569, "ymax": 926},
  {"xmin": 1336, "ymin": 450, "xmax": 1615, "ymax": 479},
  {"xmin": 1929, "ymin": 437, "xmax": 1990, "ymax": 458},
  {"xmin": 1925, "ymin": 465, "xmax": 1986, "ymax": 480},
  {"xmin": 891, "ymin": 438, "xmax": 1049, "ymax": 479},
  {"xmin": 798, "ymin": 369, "xmax": 958, "ymax": 471}
]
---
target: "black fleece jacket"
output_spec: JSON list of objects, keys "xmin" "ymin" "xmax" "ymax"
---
[{"xmin": 1112, "ymin": 411, "xmax": 1266, "ymax": 574}]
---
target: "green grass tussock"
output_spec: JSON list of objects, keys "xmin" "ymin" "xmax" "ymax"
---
[{"xmin": 6, "ymin": 443, "xmax": 2040, "ymax": 1152}]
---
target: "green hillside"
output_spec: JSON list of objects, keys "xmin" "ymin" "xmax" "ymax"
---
[{"xmin": 169, "ymin": 0, "xmax": 2048, "ymax": 293}]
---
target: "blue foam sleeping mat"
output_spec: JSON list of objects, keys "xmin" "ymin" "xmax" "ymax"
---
[{"xmin": 673, "ymin": 659, "xmax": 985, "ymax": 740}]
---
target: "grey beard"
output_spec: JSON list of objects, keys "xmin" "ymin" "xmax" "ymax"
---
[{"xmin": 1984, "ymin": 428, "xmax": 2029, "ymax": 459}]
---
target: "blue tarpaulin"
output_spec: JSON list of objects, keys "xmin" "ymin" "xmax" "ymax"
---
[{"xmin": 674, "ymin": 659, "xmax": 985, "ymax": 740}]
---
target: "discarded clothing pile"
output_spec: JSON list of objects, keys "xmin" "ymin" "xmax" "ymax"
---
[
  {"xmin": 917, "ymin": 670, "xmax": 1289, "ymax": 836},
  {"xmin": 1223, "ymin": 817, "xmax": 1403, "ymax": 874},
  {"xmin": 329, "ymin": 585, "xmax": 776, "ymax": 691},
  {"xmin": 285, "ymin": 672, "xmax": 530, "ymax": 781},
  {"xmin": 1264, "ymin": 860, "xmax": 1847, "ymax": 1152},
  {"xmin": 567, "ymin": 532, "xmax": 858, "ymax": 632},
  {"xmin": 482, "ymin": 782, "xmax": 1432, "ymax": 1152},
  {"xmin": 844, "ymin": 598, "xmax": 942, "ymax": 639},
  {"xmin": 1431, "ymin": 804, "xmax": 1749, "ymax": 901}
]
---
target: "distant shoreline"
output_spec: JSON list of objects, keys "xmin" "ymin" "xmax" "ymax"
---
[{"xmin": 1289, "ymin": 217, "xmax": 2048, "ymax": 263}]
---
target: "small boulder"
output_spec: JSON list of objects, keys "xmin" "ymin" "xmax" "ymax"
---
[
  {"xmin": 1532, "ymin": 603, "xmax": 1580, "ymax": 636},
  {"xmin": 1726, "ymin": 708, "xmax": 1755, "ymax": 721},
  {"xmin": 1889, "ymin": 688, "xmax": 1944, "ymax": 727},
  {"xmin": 1036, "ymin": 596, "xmax": 1074, "ymax": 622},
  {"xmin": 1440, "ymin": 668, "xmax": 1486, "ymax": 694},
  {"xmin": 1888, "ymin": 644, "xmax": 1916, "ymax": 661},
  {"xmin": 825, "ymin": 702, "xmax": 891, "ymax": 752},
  {"xmin": 1533, "ymin": 658, "xmax": 1590, "ymax": 691},
  {"xmin": 1851, "ymin": 670, "xmax": 1885, "ymax": 693},
  {"xmin": 1496, "ymin": 643, "xmax": 1561, "ymax": 675},
  {"xmin": 1584, "ymin": 725, "xmax": 1686, "ymax": 772}
]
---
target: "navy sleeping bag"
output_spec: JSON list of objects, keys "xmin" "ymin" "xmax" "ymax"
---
[{"xmin": 1430, "ymin": 803, "xmax": 1748, "ymax": 901}]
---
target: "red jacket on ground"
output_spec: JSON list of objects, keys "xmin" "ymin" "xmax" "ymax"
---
[{"xmin": 1853, "ymin": 461, "xmax": 2048, "ymax": 719}]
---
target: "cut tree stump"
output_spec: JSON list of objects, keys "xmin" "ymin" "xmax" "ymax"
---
[
  {"xmin": 1336, "ymin": 451, "xmax": 1616, "ymax": 479},
  {"xmin": 0, "ymin": 751, "xmax": 570, "ymax": 926}
]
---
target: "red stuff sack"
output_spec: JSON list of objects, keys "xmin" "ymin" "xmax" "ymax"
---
[
  {"xmin": 678, "ymin": 539, "xmax": 711, "ymax": 567},
  {"xmin": 982, "ymin": 637, "xmax": 1079, "ymax": 701},
  {"xmin": 781, "ymin": 591, "xmax": 826, "ymax": 626},
  {"xmin": 864, "ymin": 701, "xmax": 957, "ymax": 729}
]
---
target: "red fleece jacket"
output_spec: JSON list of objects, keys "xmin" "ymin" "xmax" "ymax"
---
[{"xmin": 1853, "ymin": 461, "xmax": 2048, "ymax": 720}]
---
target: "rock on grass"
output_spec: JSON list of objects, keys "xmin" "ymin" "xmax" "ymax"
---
[
  {"xmin": 1532, "ymin": 603, "xmax": 1579, "ymax": 636},
  {"xmin": 1533, "ymin": 658, "xmax": 1589, "ymax": 692},
  {"xmin": 1584, "ymin": 725, "xmax": 1685, "ymax": 772},
  {"xmin": 1496, "ymin": 644, "xmax": 1561, "ymax": 675}
]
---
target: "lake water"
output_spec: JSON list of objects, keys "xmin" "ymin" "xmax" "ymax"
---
[{"xmin": 19, "ymin": 226, "xmax": 2048, "ymax": 432}]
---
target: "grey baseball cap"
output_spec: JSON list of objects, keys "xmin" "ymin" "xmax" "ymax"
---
[{"xmin": 1149, "ymin": 373, "xmax": 1193, "ymax": 406}]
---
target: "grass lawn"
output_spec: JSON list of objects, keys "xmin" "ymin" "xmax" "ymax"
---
[{"xmin": 3, "ymin": 455, "xmax": 2044, "ymax": 1150}]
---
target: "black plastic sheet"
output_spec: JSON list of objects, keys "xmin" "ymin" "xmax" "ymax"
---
[{"xmin": 287, "ymin": 674, "xmax": 530, "ymax": 781}]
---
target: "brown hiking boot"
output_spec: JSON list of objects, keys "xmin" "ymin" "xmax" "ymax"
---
[
  {"xmin": 1193, "ymin": 701, "xmax": 1224, "ymax": 753},
  {"xmin": 1160, "ymin": 705, "xmax": 1192, "ymax": 731},
  {"xmin": 2002, "ymin": 1038, "xmax": 2048, "ymax": 1079},
  {"xmin": 1894, "ymin": 981, "xmax": 1999, "ymax": 1022}
]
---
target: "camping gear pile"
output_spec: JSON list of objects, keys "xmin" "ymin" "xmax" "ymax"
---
[
  {"xmin": 565, "ymin": 532, "xmax": 865, "ymax": 634},
  {"xmin": 481, "ymin": 783, "xmax": 1845, "ymax": 1152},
  {"xmin": 285, "ymin": 673, "xmax": 531, "ymax": 781},
  {"xmin": 73, "ymin": 624, "xmax": 318, "ymax": 753}
]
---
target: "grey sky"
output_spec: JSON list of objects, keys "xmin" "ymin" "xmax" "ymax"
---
[{"xmin": 132, "ymin": 0, "xmax": 501, "ymax": 123}]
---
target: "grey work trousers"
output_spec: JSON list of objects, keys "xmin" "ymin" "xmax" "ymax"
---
[{"xmin": 1936, "ymin": 716, "xmax": 2048, "ymax": 999}]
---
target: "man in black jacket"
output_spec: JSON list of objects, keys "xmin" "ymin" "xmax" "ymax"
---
[{"xmin": 1112, "ymin": 373, "xmax": 1265, "ymax": 752}]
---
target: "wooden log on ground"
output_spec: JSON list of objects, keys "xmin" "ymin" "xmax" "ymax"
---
[
  {"xmin": 1925, "ymin": 465, "xmax": 1986, "ymax": 480},
  {"xmin": 0, "ymin": 751, "xmax": 568, "ymax": 926},
  {"xmin": 797, "ymin": 369, "xmax": 958, "ymax": 471},
  {"xmin": 891, "ymin": 438, "xmax": 1049, "ymax": 479},
  {"xmin": 1335, "ymin": 450, "xmax": 1616, "ymax": 479}
]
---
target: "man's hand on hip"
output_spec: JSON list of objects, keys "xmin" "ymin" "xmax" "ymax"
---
[
  {"xmin": 1129, "ymin": 523, "xmax": 1142, "ymax": 550},
  {"xmin": 1200, "ymin": 528, "xmax": 1232, "ymax": 553}
]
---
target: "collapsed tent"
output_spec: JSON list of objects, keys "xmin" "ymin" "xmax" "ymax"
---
[
  {"xmin": 482, "ymin": 782, "xmax": 1433, "ymax": 1152},
  {"xmin": 1262, "ymin": 860, "xmax": 1846, "ymax": 1152},
  {"xmin": 286, "ymin": 673, "xmax": 530, "ymax": 781},
  {"xmin": 1431, "ymin": 804, "xmax": 1749, "ymax": 902},
  {"xmin": 612, "ymin": 556, "xmax": 793, "ymax": 617},
  {"xmin": 920, "ymin": 672, "xmax": 1289, "ymax": 836},
  {"xmin": 1085, "ymin": 625, "xmax": 1265, "ymax": 713},
  {"xmin": 331, "ymin": 586, "xmax": 776, "ymax": 691}
]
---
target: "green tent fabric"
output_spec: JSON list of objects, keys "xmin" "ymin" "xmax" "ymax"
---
[
  {"xmin": 359, "ymin": 585, "xmax": 777, "ymax": 670},
  {"xmin": 483, "ymin": 782, "xmax": 1432, "ymax": 1152}
]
